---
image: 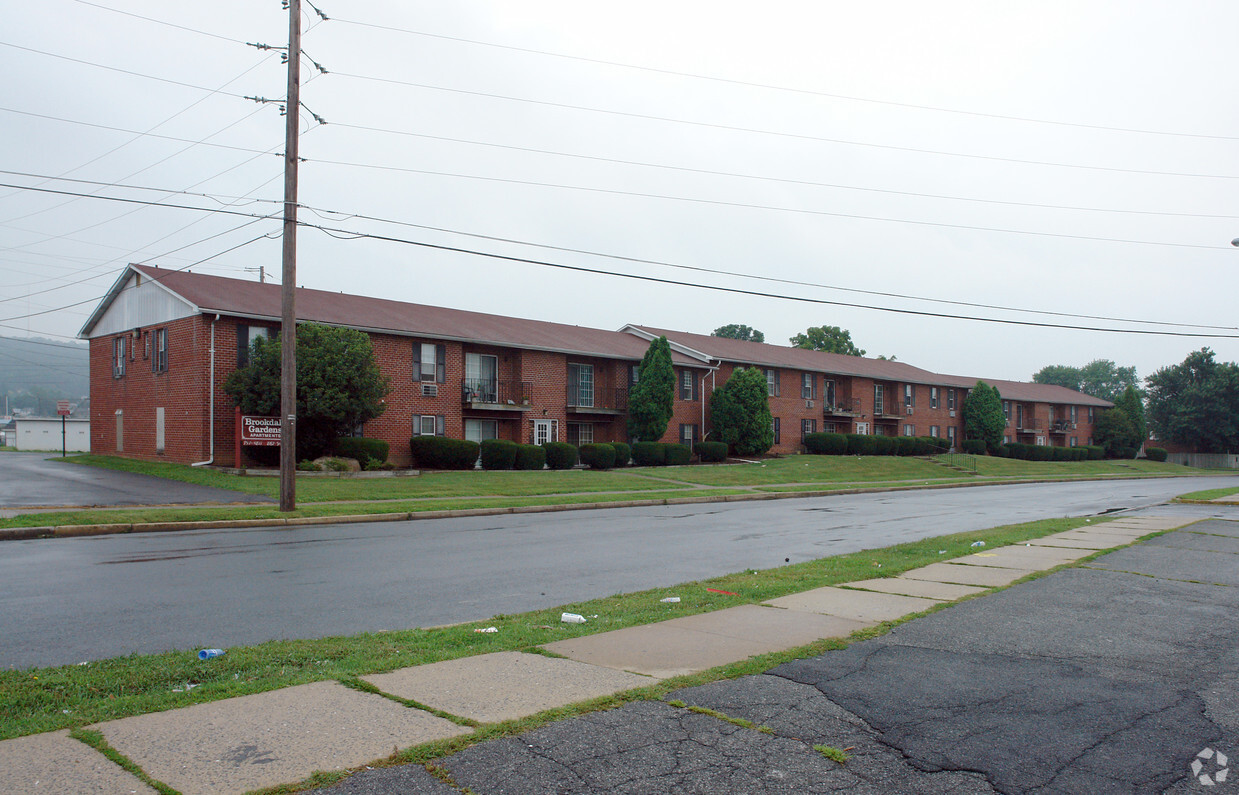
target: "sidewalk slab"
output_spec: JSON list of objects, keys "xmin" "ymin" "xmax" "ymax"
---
[
  {"xmin": 840, "ymin": 577, "xmax": 988, "ymax": 601},
  {"xmin": 0, "ymin": 729, "xmax": 158, "ymax": 794},
  {"xmin": 764, "ymin": 586, "xmax": 941, "ymax": 623},
  {"xmin": 91, "ymin": 680, "xmax": 470, "ymax": 795},
  {"xmin": 1102, "ymin": 517, "xmax": 1193, "ymax": 531},
  {"xmin": 900, "ymin": 562, "xmax": 1035, "ymax": 588},
  {"xmin": 544, "ymin": 605, "xmax": 867, "ymax": 679},
  {"xmin": 1028, "ymin": 532, "xmax": 1133, "ymax": 550},
  {"xmin": 954, "ymin": 545, "xmax": 1094, "ymax": 570},
  {"xmin": 363, "ymin": 651, "xmax": 653, "ymax": 724}
]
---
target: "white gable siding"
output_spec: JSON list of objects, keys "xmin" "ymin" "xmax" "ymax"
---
[{"xmin": 85, "ymin": 272, "xmax": 197, "ymax": 338}]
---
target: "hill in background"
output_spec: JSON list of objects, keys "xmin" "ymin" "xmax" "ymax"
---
[{"xmin": 0, "ymin": 335, "xmax": 89, "ymax": 415}]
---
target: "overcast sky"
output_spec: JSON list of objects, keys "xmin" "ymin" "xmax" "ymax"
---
[{"xmin": 2, "ymin": 0, "xmax": 1237, "ymax": 383}]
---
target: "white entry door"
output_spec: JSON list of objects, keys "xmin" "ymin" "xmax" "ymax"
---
[{"xmin": 533, "ymin": 419, "xmax": 557, "ymax": 445}]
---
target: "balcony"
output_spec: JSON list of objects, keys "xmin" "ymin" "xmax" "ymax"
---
[
  {"xmin": 1016, "ymin": 417, "xmax": 1044, "ymax": 433},
  {"xmin": 567, "ymin": 384, "xmax": 628, "ymax": 415},
  {"xmin": 823, "ymin": 397, "xmax": 861, "ymax": 417},
  {"xmin": 874, "ymin": 400, "xmax": 906, "ymax": 420},
  {"xmin": 461, "ymin": 379, "xmax": 532, "ymax": 410},
  {"xmin": 1049, "ymin": 420, "xmax": 1076, "ymax": 435}
]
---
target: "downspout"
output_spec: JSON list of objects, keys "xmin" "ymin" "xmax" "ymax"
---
[
  {"xmin": 700, "ymin": 364, "xmax": 719, "ymax": 439},
  {"xmin": 191, "ymin": 314, "xmax": 219, "ymax": 466}
]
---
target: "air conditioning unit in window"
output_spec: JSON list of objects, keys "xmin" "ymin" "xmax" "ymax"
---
[
  {"xmin": 805, "ymin": 400, "xmax": 814, "ymax": 409},
  {"xmin": 906, "ymin": 406, "xmax": 914, "ymax": 415},
  {"xmin": 949, "ymin": 410, "xmax": 956, "ymax": 418},
  {"xmin": 422, "ymin": 383, "xmax": 438, "ymax": 397}
]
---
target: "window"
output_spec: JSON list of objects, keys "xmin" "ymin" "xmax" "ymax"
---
[
  {"xmin": 679, "ymin": 423, "xmax": 699, "ymax": 449},
  {"xmin": 801, "ymin": 418, "xmax": 816, "ymax": 441},
  {"xmin": 948, "ymin": 389, "xmax": 956, "ymax": 411},
  {"xmin": 930, "ymin": 387, "xmax": 939, "ymax": 409},
  {"xmin": 466, "ymin": 353, "xmax": 499, "ymax": 403},
  {"xmin": 822, "ymin": 421, "xmax": 837, "ymax": 434},
  {"xmin": 236, "ymin": 324, "xmax": 273, "ymax": 367},
  {"xmin": 772, "ymin": 417, "xmax": 780, "ymax": 445},
  {"xmin": 929, "ymin": 425, "xmax": 940, "ymax": 438},
  {"xmin": 1088, "ymin": 406, "xmax": 1095, "ymax": 423},
  {"xmin": 465, "ymin": 419, "xmax": 498, "ymax": 444},
  {"xmin": 152, "ymin": 328, "xmax": 168, "ymax": 373},
  {"xmin": 1070, "ymin": 437, "xmax": 1078, "ymax": 447},
  {"xmin": 567, "ymin": 422, "xmax": 594, "ymax": 446},
  {"xmin": 801, "ymin": 373, "xmax": 815, "ymax": 400},
  {"xmin": 629, "ymin": 364, "xmax": 640, "ymax": 386},
  {"xmin": 765, "ymin": 369, "xmax": 779, "ymax": 397},
  {"xmin": 1070, "ymin": 405, "xmax": 1078, "ymax": 424},
  {"xmin": 948, "ymin": 426, "xmax": 957, "ymax": 445},
  {"xmin": 904, "ymin": 383, "xmax": 915, "ymax": 408},
  {"xmin": 112, "ymin": 336, "xmax": 126, "ymax": 378},
  {"xmin": 416, "ymin": 415, "xmax": 444, "ymax": 436},
  {"xmin": 569, "ymin": 363, "xmax": 595, "ymax": 407},
  {"xmin": 414, "ymin": 343, "xmax": 446, "ymax": 383},
  {"xmin": 903, "ymin": 424, "xmax": 915, "ymax": 437},
  {"xmin": 855, "ymin": 422, "xmax": 869, "ymax": 435},
  {"xmin": 1004, "ymin": 435, "xmax": 1011, "ymax": 444},
  {"xmin": 873, "ymin": 384, "xmax": 884, "ymax": 414},
  {"xmin": 823, "ymin": 379, "xmax": 836, "ymax": 407},
  {"xmin": 679, "ymin": 369, "xmax": 698, "ymax": 401}
]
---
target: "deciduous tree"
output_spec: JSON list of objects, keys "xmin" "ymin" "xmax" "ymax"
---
[
  {"xmin": 709, "ymin": 367, "xmax": 773, "ymax": 455},
  {"xmin": 1145, "ymin": 348, "xmax": 1239, "ymax": 453},
  {"xmin": 789, "ymin": 326, "xmax": 865, "ymax": 356},
  {"xmin": 962, "ymin": 381, "xmax": 1004, "ymax": 453},
  {"xmin": 711, "ymin": 324, "xmax": 765, "ymax": 343},
  {"xmin": 224, "ymin": 323, "xmax": 391, "ymax": 460}
]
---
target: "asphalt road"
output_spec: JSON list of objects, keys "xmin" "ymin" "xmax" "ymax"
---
[
  {"xmin": 324, "ymin": 518, "xmax": 1239, "ymax": 794},
  {"xmin": 2, "ymin": 476, "xmax": 1234, "ymax": 669},
  {"xmin": 0, "ymin": 451, "xmax": 272, "ymax": 509}
]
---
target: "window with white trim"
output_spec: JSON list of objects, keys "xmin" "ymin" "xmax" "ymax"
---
[
  {"xmin": 903, "ymin": 424, "xmax": 915, "ymax": 436},
  {"xmin": 765, "ymin": 369, "xmax": 778, "ymax": 397},
  {"xmin": 152, "ymin": 328, "xmax": 168, "ymax": 373},
  {"xmin": 464, "ymin": 419, "xmax": 498, "ymax": 444},
  {"xmin": 416, "ymin": 415, "xmax": 444, "ymax": 436},
  {"xmin": 801, "ymin": 418, "xmax": 816, "ymax": 440},
  {"xmin": 930, "ymin": 387, "xmax": 939, "ymax": 409},
  {"xmin": 112, "ymin": 336, "xmax": 126, "ymax": 378},
  {"xmin": 929, "ymin": 425, "xmax": 940, "ymax": 437},
  {"xmin": 679, "ymin": 423, "xmax": 699, "ymax": 449},
  {"xmin": 904, "ymin": 383, "xmax": 915, "ymax": 408},
  {"xmin": 801, "ymin": 373, "xmax": 815, "ymax": 400},
  {"xmin": 948, "ymin": 389, "xmax": 956, "ymax": 411},
  {"xmin": 567, "ymin": 422, "xmax": 594, "ymax": 446}
]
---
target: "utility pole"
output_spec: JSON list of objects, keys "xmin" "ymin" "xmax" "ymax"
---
[{"xmin": 279, "ymin": 0, "xmax": 302, "ymax": 512}]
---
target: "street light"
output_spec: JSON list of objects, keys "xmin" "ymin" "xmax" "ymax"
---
[{"xmin": 1232, "ymin": 238, "xmax": 1239, "ymax": 247}]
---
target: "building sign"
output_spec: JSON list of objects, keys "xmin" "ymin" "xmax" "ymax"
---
[
  {"xmin": 57, "ymin": 400, "xmax": 71, "ymax": 416},
  {"xmin": 240, "ymin": 415, "xmax": 281, "ymax": 446}
]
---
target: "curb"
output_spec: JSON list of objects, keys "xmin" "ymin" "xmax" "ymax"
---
[{"xmin": 0, "ymin": 472, "xmax": 1207, "ymax": 542}]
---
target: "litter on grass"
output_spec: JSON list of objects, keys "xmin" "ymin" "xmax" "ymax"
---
[
  {"xmin": 660, "ymin": 597, "xmax": 681, "ymax": 603},
  {"xmin": 706, "ymin": 588, "xmax": 739, "ymax": 596},
  {"xmin": 970, "ymin": 541, "xmax": 986, "ymax": 548},
  {"xmin": 561, "ymin": 612, "xmax": 587, "ymax": 624},
  {"xmin": 473, "ymin": 627, "xmax": 498, "ymax": 633},
  {"xmin": 198, "ymin": 648, "xmax": 225, "ymax": 660}
]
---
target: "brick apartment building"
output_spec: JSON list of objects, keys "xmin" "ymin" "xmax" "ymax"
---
[{"xmin": 80, "ymin": 264, "xmax": 1112, "ymax": 467}]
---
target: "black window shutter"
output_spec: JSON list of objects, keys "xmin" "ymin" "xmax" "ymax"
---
[
  {"xmin": 435, "ymin": 415, "xmax": 445, "ymax": 436},
  {"xmin": 412, "ymin": 343, "xmax": 421, "ymax": 381},
  {"xmin": 237, "ymin": 325, "xmax": 249, "ymax": 366},
  {"xmin": 774, "ymin": 370, "xmax": 780, "ymax": 397},
  {"xmin": 436, "ymin": 344, "xmax": 446, "ymax": 383}
]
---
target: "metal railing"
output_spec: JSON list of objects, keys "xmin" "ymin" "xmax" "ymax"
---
[
  {"xmin": 823, "ymin": 397, "xmax": 861, "ymax": 416},
  {"xmin": 567, "ymin": 384, "xmax": 628, "ymax": 411},
  {"xmin": 461, "ymin": 379, "xmax": 531, "ymax": 406}
]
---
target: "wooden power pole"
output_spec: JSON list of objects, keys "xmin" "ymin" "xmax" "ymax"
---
[{"xmin": 279, "ymin": 0, "xmax": 302, "ymax": 512}]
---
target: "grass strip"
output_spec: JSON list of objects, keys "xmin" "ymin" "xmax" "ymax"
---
[
  {"xmin": 1175, "ymin": 486, "xmax": 1239, "ymax": 501},
  {"xmin": 69, "ymin": 728, "xmax": 178, "ymax": 795},
  {"xmin": 1, "ymin": 515, "xmax": 1109, "ymax": 742}
]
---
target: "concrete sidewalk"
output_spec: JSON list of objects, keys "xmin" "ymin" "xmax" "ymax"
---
[{"xmin": 0, "ymin": 515, "xmax": 1196, "ymax": 795}]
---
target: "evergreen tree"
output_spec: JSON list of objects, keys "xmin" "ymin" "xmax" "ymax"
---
[
  {"xmin": 709, "ymin": 367, "xmax": 773, "ymax": 455},
  {"xmin": 627, "ymin": 336, "xmax": 675, "ymax": 442},
  {"xmin": 1114, "ymin": 385, "xmax": 1146, "ymax": 447}
]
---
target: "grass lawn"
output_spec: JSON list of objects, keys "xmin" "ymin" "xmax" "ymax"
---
[
  {"xmin": 0, "ymin": 515, "xmax": 1116, "ymax": 742},
  {"xmin": 629, "ymin": 455, "xmax": 963, "ymax": 486},
  {"xmin": 1176, "ymin": 485, "xmax": 1239, "ymax": 501},
  {"xmin": 967, "ymin": 457, "xmax": 1203, "ymax": 478}
]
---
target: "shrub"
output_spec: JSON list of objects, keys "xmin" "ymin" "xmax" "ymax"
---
[
  {"xmin": 845, "ymin": 434, "xmax": 876, "ymax": 455},
  {"xmin": 961, "ymin": 439, "xmax": 987, "ymax": 455},
  {"xmin": 1085, "ymin": 445, "xmax": 1105, "ymax": 460},
  {"xmin": 410, "ymin": 436, "xmax": 479, "ymax": 470},
  {"xmin": 1072, "ymin": 446, "xmax": 1089, "ymax": 461},
  {"xmin": 632, "ymin": 441, "xmax": 665, "ymax": 466},
  {"xmin": 664, "ymin": 443, "xmax": 693, "ymax": 466},
  {"xmin": 296, "ymin": 459, "xmax": 318, "ymax": 471},
  {"xmin": 514, "ymin": 443, "xmax": 545, "ymax": 470},
  {"xmin": 579, "ymin": 443, "xmax": 616, "ymax": 470},
  {"xmin": 1145, "ymin": 447, "xmax": 1168, "ymax": 462},
  {"xmin": 871, "ymin": 435, "xmax": 894, "ymax": 456},
  {"xmin": 1052, "ymin": 446, "xmax": 1074, "ymax": 461},
  {"xmin": 336, "ymin": 436, "xmax": 390, "ymax": 465},
  {"xmin": 611, "ymin": 442, "xmax": 631, "ymax": 467},
  {"xmin": 804, "ymin": 432, "xmax": 847, "ymax": 455},
  {"xmin": 696, "ymin": 441, "xmax": 728, "ymax": 462},
  {"xmin": 544, "ymin": 442, "xmax": 578, "ymax": 470},
  {"xmin": 922, "ymin": 436, "xmax": 950, "ymax": 453},
  {"xmin": 480, "ymin": 439, "xmax": 518, "ymax": 470},
  {"xmin": 892, "ymin": 436, "xmax": 916, "ymax": 456}
]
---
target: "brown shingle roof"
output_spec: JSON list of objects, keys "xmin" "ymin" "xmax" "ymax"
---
[{"xmin": 117, "ymin": 265, "xmax": 698, "ymax": 365}]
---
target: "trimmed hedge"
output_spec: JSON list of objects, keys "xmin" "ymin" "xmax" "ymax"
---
[
  {"xmin": 410, "ymin": 436, "xmax": 479, "ymax": 470},
  {"xmin": 871, "ymin": 435, "xmax": 894, "ymax": 456},
  {"xmin": 1144, "ymin": 447, "xmax": 1168, "ymax": 462},
  {"xmin": 611, "ymin": 442, "xmax": 631, "ymax": 467},
  {"xmin": 961, "ymin": 439, "xmax": 987, "ymax": 455},
  {"xmin": 664, "ymin": 443, "xmax": 693, "ymax": 466},
  {"xmin": 923, "ymin": 436, "xmax": 950, "ymax": 453},
  {"xmin": 544, "ymin": 442, "xmax": 578, "ymax": 470},
  {"xmin": 696, "ymin": 441, "xmax": 728, "ymax": 462},
  {"xmin": 514, "ymin": 443, "xmax": 545, "ymax": 470},
  {"xmin": 335, "ymin": 436, "xmax": 390, "ymax": 465},
  {"xmin": 480, "ymin": 439, "xmax": 518, "ymax": 470},
  {"xmin": 632, "ymin": 441, "xmax": 665, "ymax": 467},
  {"xmin": 804, "ymin": 432, "xmax": 847, "ymax": 455},
  {"xmin": 579, "ymin": 443, "xmax": 616, "ymax": 470},
  {"xmin": 845, "ymin": 434, "xmax": 876, "ymax": 455}
]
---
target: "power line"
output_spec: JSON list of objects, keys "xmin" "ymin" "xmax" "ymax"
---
[
  {"xmin": 68, "ymin": 0, "xmax": 249, "ymax": 45},
  {"xmin": 329, "ymin": 69, "xmax": 1239, "ymax": 181},
  {"xmin": 332, "ymin": 121, "xmax": 1239, "ymax": 221},
  {"xmin": 0, "ymin": 336, "xmax": 88, "ymax": 351},
  {"xmin": 332, "ymin": 15, "xmax": 1236, "ymax": 143},
  {"xmin": 298, "ymin": 219, "xmax": 1239, "ymax": 340}
]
